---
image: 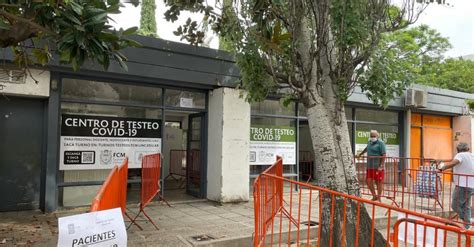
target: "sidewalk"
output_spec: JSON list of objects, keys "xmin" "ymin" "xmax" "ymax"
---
[
  {"xmin": 0, "ymin": 200, "xmax": 256, "ymax": 247},
  {"xmin": 0, "ymin": 192, "xmax": 400, "ymax": 247}
]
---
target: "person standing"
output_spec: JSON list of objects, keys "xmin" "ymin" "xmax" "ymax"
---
[
  {"xmin": 438, "ymin": 142, "xmax": 474, "ymax": 229},
  {"xmin": 356, "ymin": 130, "xmax": 386, "ymax": 201}
]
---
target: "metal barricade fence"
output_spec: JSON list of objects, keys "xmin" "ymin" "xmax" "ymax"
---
[
  {"xmin": 129, "ymin": 153, "xmax": 165, "ymax": 230},
  {"xmin": 90, "ymin": 166, "xmax": 120, "ymax": 212},
  {"xmin": 355, "ymin": 156, "xmax": 400, "ymax": 206},
  {"xmin": 90, "ymin": 158, "xmax": 129, "ymax": 215},
  {"xmin": 355, "ymin": 156, "xmax": 474, "ymax": 228},
  {"xmin": 254, "ymin": 157, "xmax": 474, "ymax": 247},
  {"xmin": 165, "ymin": 150, "xmax": 187, "ymax": 188}
]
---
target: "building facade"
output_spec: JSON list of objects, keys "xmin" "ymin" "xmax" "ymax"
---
[{"xmin": 0, "ymin": 36, "xmax": 473, "ymax": 212}]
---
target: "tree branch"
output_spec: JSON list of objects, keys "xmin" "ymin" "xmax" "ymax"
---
[{"xmin": 0, "ymin": 10, "xmax": 55, "ymax": 36}]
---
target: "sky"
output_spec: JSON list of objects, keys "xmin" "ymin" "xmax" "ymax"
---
[{"xmin": 111, "ymin": 0, "xmax": 474, "ymax": 58}]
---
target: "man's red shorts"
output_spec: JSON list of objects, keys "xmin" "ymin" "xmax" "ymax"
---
[{"xmin": 366, "ymin": 169, "xmax": 384, "ymax": 182}]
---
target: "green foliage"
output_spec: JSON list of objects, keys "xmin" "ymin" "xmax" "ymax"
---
[
  {"xmin": 467, "ymin": 99, "xmax": 474, "ymax": 111},
  {"xmin": 164, "ymin": 0, "xmax": 448, "ymax": 109},
  {"xmin": 0, "ymin": 0, "xmax": 140, "ymax": 71},
  {"xmin": 218, "ymin": 0, "xmax": 234, "ymax": 51},
  {"xmin": 416, "ymin": 58, "xmax": 474, "ymax": 93},
  {"xmin": 138, "ymin": 0, "xmax": 158, "ymax": 37},
  {"xmin": 358, "ymin": 25, "xmax": 451, "ymax": 107},
  {"xmin": 235, "ymin": 42, "xmax": 275, "ymax": 102}
]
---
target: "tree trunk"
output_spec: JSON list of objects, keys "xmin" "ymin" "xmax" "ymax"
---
[
  {"xmin": 288, "ymin": 0, "xmax": 387, "ymax": 245},
  {"xmin": 306, "ymin": 100, "xmax": 387, "ymax": 247}
]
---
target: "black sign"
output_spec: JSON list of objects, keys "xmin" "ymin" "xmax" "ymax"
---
[
  {"xmin": 61, "ymin": 114, "xmax": 161, "ymax": 138},
  {"xmin": 64, "ymin": 151, "xmax": 96, "ymax": 165}
]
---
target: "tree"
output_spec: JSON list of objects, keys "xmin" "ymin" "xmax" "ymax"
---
[
  {"xmin": 217, "ymin": 0, "xmax": 232, "ymax": 51},
  {"xmin": 361, "ymin": 24, "xmax": 451, "ymax": 105},
  {"xmin": 138, "ymin": 0, "xmax": 158, "ymax": 37},
  {"xmin": 417, "ymin": 58, "xmax": 474, "ymax": 93},
  {"xmin": 0, "ymin": 0, "xmax": 140, "ymax": 72},
  {"xmin": 164, "ymin": 0, "xmax": 444, "ymax": 246},
  {"xmin": 377, "ymin": 25, "xmax": 474, "ymax": 94}
]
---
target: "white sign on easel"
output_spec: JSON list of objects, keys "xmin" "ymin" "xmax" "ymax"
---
[
  {"xmin": 397, "ymin": 213, "xmax": 445, "ymax": 247},
  {"xmin": 58, "ymin": 208, "xmax": 127, "ymax": 247}
]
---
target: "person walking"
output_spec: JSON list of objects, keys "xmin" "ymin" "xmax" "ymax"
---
[
  {"xmin": 356, "ymin": 130, "xmax": 386, "ymax": 201},
  {"xmin": 438, "ymin": 142, "xmax": 474, "ymax": 229}
]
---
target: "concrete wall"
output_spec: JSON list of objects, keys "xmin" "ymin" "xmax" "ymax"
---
[
  {"xmin": 0, "ymin": 69, "xmax": 50, "ymax": 98},
  {"xmin": 207, "ymin": 88, "xmax": 250, "ymax": 202},
  {"xmin": 472, "ymin": 114, "xmax": 474, "ymax": 150},
  {"xmin": 348, "ymin": 84, "xmax": 474, "ymax": 115},
  {"xmin": 453, "ymin": 115, "xmax": 472, "ymax": 152}
]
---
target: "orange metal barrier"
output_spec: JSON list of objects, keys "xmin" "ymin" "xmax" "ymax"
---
[
  {"xmin": 253, "ymin": 157, "xmax": 474, "ymax": 247},
  {"xmin": 392, "ymin": 218, "xmax": 472, "ymax": 247},
  {"xmin": 90, "ymin": 158, "xmax": 129, "ymax": 214},
  {"xmin": 89, "ymin": 158, "xmax": 141, "ymax": 227},
  {"xmin": 90, "ymin": 166, "xmax": 119, "ymax": 212},
  {"xmin": 118, "ymin": 158, "xmax": 129, "ymax": 215},
  {"xmin": 397, "ymin": 168, "xmax": 474, "ymax": 228},
  {"xmin": 130, "ymin": 153, "xmax": 167, "ymax": 230},
  {"xmin": 164, "ymin": 150, "xmax": 186, "ymax": 188},
  {"xmin": 355, "ymin": 156, "xmax": 474, "ymax": 228},
  {"xmin": 355, "ymin": 156, "xmax": 400, "ymax": 206}
]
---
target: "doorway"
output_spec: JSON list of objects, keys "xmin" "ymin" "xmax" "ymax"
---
[
  {"xmin": 163, "ymin": 111, "xmax": 206, "ymax": 201},
  {"xmin": 298, "ymin": 120, "xmax": 314, "ymax": 182},
  {"xmin": 0, "ymin": 96, "xmax": 44, "ymax": 211}
]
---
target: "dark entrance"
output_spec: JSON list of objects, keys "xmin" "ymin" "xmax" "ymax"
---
[
  {"xmin": 186, "ymin": 113, "xmax": 205, "ymax": 197},
  {"xmin": 0, "ymin": 96, "xmax": 44, "ymax": 211}
]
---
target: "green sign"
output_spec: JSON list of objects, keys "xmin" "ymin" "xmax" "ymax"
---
[
  {"xmin": 355, "ymin": 130, "xmax": 399, "ymax": 145},
  {"xmin": 250, "ymin": 125, "xmax": 296, "ymax": 142}
]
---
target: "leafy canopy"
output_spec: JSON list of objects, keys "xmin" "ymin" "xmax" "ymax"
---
[
  {"xmin": 373, "ymin": 24, "xmax": 474, "ymax": 96},
  {"xmin": 163, "ymin": 1, "xmax": 444, "ymax": 109},
  {"xmin": 138, "ymin": 0, "xmax": 158, "ymax": 37},
  {"xmin": 417, "ymin": 58, "xmax": 474, "ymax": 93},
  {"xmin": 0, "ymin": 0, "xmax": 140, "ymax": 71},
  {"xmin": 359, "ymin": 24, "xmax": 451, "ymax": 106}
]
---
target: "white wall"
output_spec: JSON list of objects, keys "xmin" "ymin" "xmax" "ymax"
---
[
  {"xmin": 207, "ymin": 88, "xmax": 250, "ymax": 202},
  {"xmin": 471, "ymin": 113, "xmax": 474, "ymax": 149},
  {"xmin": 0, "ymin": 69, "xmax": 50, "ymax": 97},
  {"xmin": 163, "ymin": 127, "xmax": 185, "ymax": 178}
]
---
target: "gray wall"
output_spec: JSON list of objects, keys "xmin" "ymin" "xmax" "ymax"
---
[
  {"xmin": 0, "ymin": 35, "xmax": 241, "ymax": 90},
  {"xmin": 348, "ymin": 85, "xmax": 474, "ymax": 115}
]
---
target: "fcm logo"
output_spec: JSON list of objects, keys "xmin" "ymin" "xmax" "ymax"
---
[{"xmin": 113, "ymin": 152, "xmax": 126, "ymax": 158}]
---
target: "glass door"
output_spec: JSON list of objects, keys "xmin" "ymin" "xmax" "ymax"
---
[{"xmin": 186, "ymin": 113, "xmax": 205, "ymax": 197}]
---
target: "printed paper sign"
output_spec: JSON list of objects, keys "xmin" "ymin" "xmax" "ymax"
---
[
  {"xmin": 355, "ymin": 130, "xmax": 400, "ymax": 157},
  {"xmin": 250, "ymin": 125, "xmax": 296, "ymax": 165},
  {"xmin": 57, "ymin": 208, "xmax": 127, "ymax": 247},
  {"xmin": 60, "ymin": 114, "xmax": 161, "ymax": 170},
  {"xmin": 179, "ymin": 97, "xmax": 194, "ymax": 108},
  {"xmin": 397, "ymin": 213, "xmax": 445, "ymax": 247}
]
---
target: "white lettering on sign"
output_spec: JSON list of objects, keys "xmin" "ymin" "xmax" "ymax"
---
[{"xmin": 60, "ymin": 114, "xmax": 162, "ymax": 170}]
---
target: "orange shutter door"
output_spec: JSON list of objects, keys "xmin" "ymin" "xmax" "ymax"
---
[{"xmin": 410, "ymin": 127, "xmax": 422, "ymax": 170}]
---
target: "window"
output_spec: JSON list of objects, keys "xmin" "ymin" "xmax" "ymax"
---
[
  {"xmin": 59, "ymin": 101, "xmax": 162, "ymax": 207},
  {"xmin": 250, "ymin": 117, "xmax": 297, "ymax": 179},
  {"xmin": 345, "ymin": 107, "xmax": 353, "ymax": 120},
  {"xmin": 62, "ymin": 78, "xmax": 162, "ymax": 106},
  {"xmin": 252, "ymin": 100, "xmax": 296, "ymax": 116},
  {"xmin": 165, "ymin": 89, "xmax": 205, "ymax": 109},
  {"xmin": 165, "ymin": 121, "xmax": 182, "ymax": 129},
  {"xmin": 355, "ymin": 108, "xmax": 398, "ymax": 124}
]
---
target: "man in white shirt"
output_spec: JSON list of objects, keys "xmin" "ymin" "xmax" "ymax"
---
[{"xmin": 438, "ymin": 142, "xmax": 474, "ymax": 228}]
